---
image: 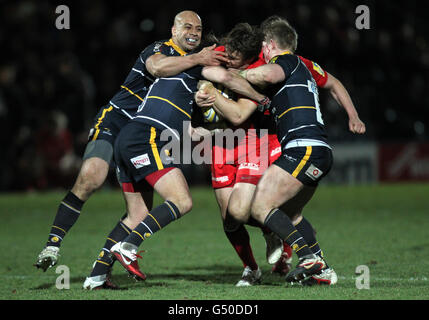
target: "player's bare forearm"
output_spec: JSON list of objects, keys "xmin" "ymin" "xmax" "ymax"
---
[
  {"xmin": 222, "ymin": 70, "xmax": 266, "ymax": 102},
  {"xmin": 147, "ymin": 45, "xmax": 228, "ymax": 78},
  {"xmin": 212, "ymin": 94, "xmax": 256, "ymax": 126},
  {"xmin": 325, "ymin": 72, "xmax": 366, "ymax": 134},
  {"xmin": 202, "ymin": 66, "xmax": 266, "ymax": 102},
  {"xmin": 244, "ymin": 63, "xmax": 286, "ymax": 87},
  {"xmin": 146, "ymin": 54, "xmax": 201, "ymax": 78},
  {"xmin": 196, "ymin": 80, "xmax": 257, "ymax": 125}
]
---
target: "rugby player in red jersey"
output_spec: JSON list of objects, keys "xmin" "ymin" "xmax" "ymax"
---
[
  {"xmin": 196, "ymin": 16, "xmax": 365, "ymax": 286},
  {"xmin": 196, "ymin": 24, "xmax": 282, "ymax": 286}
]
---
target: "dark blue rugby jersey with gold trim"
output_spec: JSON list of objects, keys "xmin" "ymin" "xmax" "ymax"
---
[
  {"xmin": 267, "ymin": 52, "xmax": 329, "ymax": 147},
  {"xmin": 109, "ymin": 39, "xmax": 187, "ymax": 117},
  {"xmin": 132, "ymin": 66, "xmax": 204, "ymax": 141}
]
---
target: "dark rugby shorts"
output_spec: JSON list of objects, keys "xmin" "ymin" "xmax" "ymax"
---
[
  {"xmin": 114, "ymin": 121, "xmax": 176, "ymax": 186},
  {"xmin": 273, "ymin": 146, "xmax": 333, "ymax": 186},
  {"xmin": 87, "ymin": 105, "xmax": 131, "ymax": 146}
]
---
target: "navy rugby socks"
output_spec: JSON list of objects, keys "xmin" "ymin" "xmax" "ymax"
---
[
  {"xmin": 90, "ymin": 217, "xmax": 132, "ymax": 277},
  {"xmin": 263, "ymin": 208, "xmax": 313, "ymax": 259},
  {"xmin": 46, "ymin": 191, "xmax": 84, "ymax": 247},
  {"xmin": 295, "ymin": 217, "xmax": 322, "ymax": 258},
  {"xmin": 125, "ymin": 201, "xmax": 181, "ymax": 247}
]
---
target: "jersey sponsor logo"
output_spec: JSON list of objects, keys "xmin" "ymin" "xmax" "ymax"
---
[
  {"xmin": 131, "ymin": 153, "xmax": 151, "ymax": 169},
  {"xmin": 283, "ymin": 154, "xmax": 297, "ymax": 163},
  {"xmin": 305, "ymin": 164, "xmax": 323, "ymax": 180},
  {"xmin": 270, "ymin": 146, "xmax": 281, "ymax": 157},
  {"xmin": 238, "ymin": 162, "xmax": 260, "ymax": 171},
  {"xmin": 307, "ymin": 79, "xmax": 318, "ymax": 94},
  {"xmin": 212, "ymin": 175, "xmax": 229, "ymax": 183},
  {"xmin": 101, "ymin": 129, "xmax": 112, "ymax": 136}
]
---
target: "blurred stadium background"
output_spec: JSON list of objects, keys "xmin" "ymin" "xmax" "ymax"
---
[{"xmin": 1, "ymin": 0, "xmax": 428, "ymax": 191}]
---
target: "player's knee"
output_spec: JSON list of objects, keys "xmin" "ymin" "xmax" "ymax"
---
[
  {"xmin": 290, "ymin": 213, "xmax": 303, "ymax": 226},
  {"xmin": 172, "ymin": 195, "xmax": 193, "ymax": 215},
  {"xmin": 74, "ymin": 159, "xmax": 108, "ymax": 196},
  {"xmin": 250, "ymin": 201, "xmax": 267, "ymax": 224},
  {"xmin": 228, "ymin": 201, "xmax": 249, "ymax": 224},
  {"xmin": 122, "ymin": 212, "xmax": 144, "ymax": 230}
]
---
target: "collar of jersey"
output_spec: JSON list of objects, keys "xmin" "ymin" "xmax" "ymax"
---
[
  {"xmin": 269, "ymin": 50, "xmax": 292, "ymax": 63},
  {"xmin": 164, "ymin": 38, "xmax": 187, "ymax": 56}
]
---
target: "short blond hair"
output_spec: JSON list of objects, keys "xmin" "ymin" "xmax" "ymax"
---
[{"xmin": 261, "ymin": 16, "xmax": 298, "ymax": 52}]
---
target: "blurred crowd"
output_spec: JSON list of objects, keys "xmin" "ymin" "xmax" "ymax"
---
[{"xmin": 1, "ymin": 0, "xmax": 428, "ymax": 191}]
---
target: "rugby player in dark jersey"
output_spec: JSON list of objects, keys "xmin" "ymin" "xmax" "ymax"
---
[
  {"xmin": 239, "ymin": 19, "xmax": 335, "ymax": 284},
  {"xmin": 34, "ymin": 10, "xmax": 229, "ymax": 289}
]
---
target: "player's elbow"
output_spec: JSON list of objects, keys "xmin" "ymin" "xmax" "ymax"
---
[
  {"xmin": 147, "ymin": 59, "xmax": 170, "ymax": 78},
  {"xmin": 148, "ymin": 65, "xmax": 166, "ymax": 78},
  {"xmin": 247, "ymin": 71, "xmax": 274, "ymax": 86},
  {"xmin": 202, "ymin": 67, "xmax": 232, "ymax": 85},
  {"xmin": 229, "ymin": 114, "xmax": 245, "ymax": 126},
  {"xmin": 217, "ymin": 69, "xmax": 233, "ymax": 84}
]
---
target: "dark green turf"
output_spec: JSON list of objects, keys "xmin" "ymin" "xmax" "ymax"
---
[{"xmin": 1, "ymin": 184, "xmax": 428, "ymax": 300}]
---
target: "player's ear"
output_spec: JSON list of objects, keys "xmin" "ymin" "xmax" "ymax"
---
[{"xmin": 171, "ymin": 25, "xmax": 176, "ymax": 37}]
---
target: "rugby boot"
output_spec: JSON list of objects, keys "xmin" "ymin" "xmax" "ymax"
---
[
  {"xmin": 34, "ymin": 246, "xmax": 60, "ymax": 271},
  {"xmin": 302, "ymin": 267, "xmax": 338, "ymax": 286},
  {"xmin": 285, "ymin": 254, "xmax": 326, "ymax": 284},
  {"xmin": 110, "ymin": 242, "xmax": 146, "ymax": 281},
  {"xmin": 236, "ymin": 266, "xmax": 262, "ymax": 287}
]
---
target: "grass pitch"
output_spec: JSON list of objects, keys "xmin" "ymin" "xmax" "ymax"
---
[{"xmin": 1, "ymin": 184, "xmax": 429, "ymax": 301}]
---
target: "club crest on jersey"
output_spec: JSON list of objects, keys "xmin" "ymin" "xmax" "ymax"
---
[
  {"xmin": 153, "ymin": 42, "xmax": 162, "ymax": 53},
  {"xmin": 131, "ymin": 154, "xmax": 151, "ymax": 169},
  {"xmin": 305, "ymin": 164, "xmax": 323, "ymax": 181}
]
